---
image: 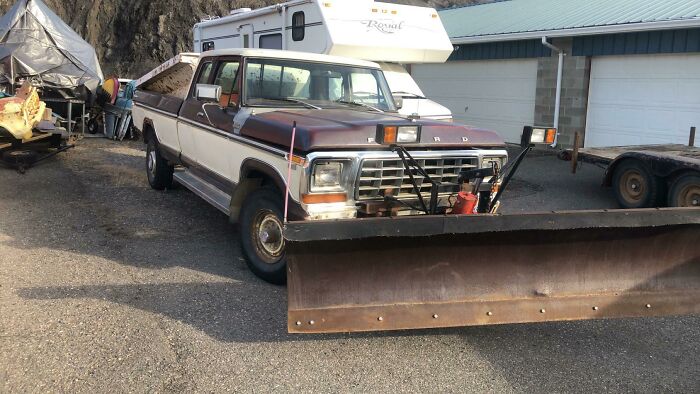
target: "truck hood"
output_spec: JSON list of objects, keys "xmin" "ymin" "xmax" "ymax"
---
[{"xmin": 240, "ymin": 109, "xmax": 505, "ymax": 152}]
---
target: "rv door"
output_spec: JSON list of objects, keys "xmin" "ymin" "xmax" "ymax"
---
[{"xmin": 240, "ymin": 24, "xmax": 254, "ymax": 48}]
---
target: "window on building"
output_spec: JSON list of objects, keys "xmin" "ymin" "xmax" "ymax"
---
[
  {"xmin": 259, "ymin": 33, "xmax": 283, "ymax": 50},
  {"xmin": 202, "ymin": 41, "xmax": 215, "ymax": 52},
  {"xmin": 292, "ymin": 12, "xmax": 305, "ymax": 41}
]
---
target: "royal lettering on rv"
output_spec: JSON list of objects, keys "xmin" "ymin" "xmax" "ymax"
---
[{"xmin": 361, "ymin": 19, "xmax": 405, "ymax": 34}]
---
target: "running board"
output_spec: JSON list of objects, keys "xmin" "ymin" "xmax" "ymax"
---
[{"xmin": 173, "ymin": 169, "xmax": 231, "ymax": 215}]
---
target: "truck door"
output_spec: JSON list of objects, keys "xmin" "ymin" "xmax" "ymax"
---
[
  {"xmin": 179, "ymin": 57, "xmax": 243, "ymax": 183},
  {"xmin": 177, "ymin": 60, "xmax": 214, "ymax": 164}
]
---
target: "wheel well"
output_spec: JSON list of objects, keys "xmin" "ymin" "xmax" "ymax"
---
[
  {"xmin": 604, "ymin": 158, "xmax": 640, "ymax": 187},
  {"xmin": 142, "ymin": 121, "xmax": 155, "ymax": 144},
  {"xmin": 667, "ymin": 169, "xmax": 700, "ymax": 185},
  {"xmin": 229, "ymin": 168, "xmax": 283, "ymax": 223}
]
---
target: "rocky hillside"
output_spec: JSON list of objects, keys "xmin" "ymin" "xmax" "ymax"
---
[{"xmin": 0, "ymin": 0, "xmax": 494, "ymax": 78}]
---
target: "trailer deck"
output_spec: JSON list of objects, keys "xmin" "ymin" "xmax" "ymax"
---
[{"xmin": 574, "ymin": 144, "xmax": 700, "ymax": 166}]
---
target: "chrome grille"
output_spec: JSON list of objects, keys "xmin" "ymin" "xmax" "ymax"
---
[{"xmin": 356, "ymin": 157, "xmax": 479, "ymax": 200}]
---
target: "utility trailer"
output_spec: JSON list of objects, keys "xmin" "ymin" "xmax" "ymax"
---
[{"xmin": 563, "ymin": 129, "xmax": 699, "ymax": 209}]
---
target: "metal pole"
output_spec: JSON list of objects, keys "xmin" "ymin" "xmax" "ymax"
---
[
  {"xmin": 81, "ymin": 102, "xmax": 86, "ymax": 137},
  {"xmin": 67, "ymin": 100, "xmax": 72, "ymax": 138},
  {"xmin": 690, "ymin": 126, "xmax": 696, "ymax": 147},
  {"xmin": 572, "ymin": 132, "xmax": 581, "ymax": 174},
  {"xmin": 9, "ymin": 57, "xmax": 14, "ymax": 94}
]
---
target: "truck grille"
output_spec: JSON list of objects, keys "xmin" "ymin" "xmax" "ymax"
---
[{"xmin": 356, "ymin": 157, "xmax": 479, "ymax": 200}]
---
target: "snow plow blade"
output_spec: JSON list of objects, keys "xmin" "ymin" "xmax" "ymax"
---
[{"xmin": 285, "ymin": 208, "xmax": 700, "ymax": 333}]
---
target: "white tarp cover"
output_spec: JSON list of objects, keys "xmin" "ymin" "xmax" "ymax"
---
[{"xmin": 0, "ymin": 0, "xmax": 103, "ymax": 91}]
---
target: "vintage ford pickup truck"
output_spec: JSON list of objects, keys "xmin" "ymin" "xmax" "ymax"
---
[{"xmin": 132, "ymin": 49, "xmax": 508, "ymax": 284}]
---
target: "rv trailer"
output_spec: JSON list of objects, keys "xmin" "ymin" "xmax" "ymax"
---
[{"xmin": 193, "ymin": 0, "xmax": 454, "ymax": 121}]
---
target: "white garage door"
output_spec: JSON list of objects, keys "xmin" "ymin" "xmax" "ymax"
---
[
  {"xmin": 586, "ymin": 54, "xmax": 700, "ymax": 148},
  {"xmin": 412, "ymin": 59, "xmax": 538, "ymax": 143}
]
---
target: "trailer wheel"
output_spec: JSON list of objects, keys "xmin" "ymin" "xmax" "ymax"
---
[
  {"xmin": 239, "ymin": 188, "xmax": 287, "ymax": 285},
  {"xmin": 612, "ymin": 160, "xmax": 662, "ymax": 209},
  {"xmin": 146, "ymin": 139, "xmax": 173, "ymax": 190},
  {"xmin": 668, "ymin": 173, "xmax": 700, "ymax": 208}
]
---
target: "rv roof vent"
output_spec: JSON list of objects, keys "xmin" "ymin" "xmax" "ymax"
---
[{"xmin": 230, "ymin": 8, "xmax": 252, "ymax": 16}]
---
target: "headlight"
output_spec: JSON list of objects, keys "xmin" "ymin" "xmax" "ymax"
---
[
  {"xmin": 397, "ymin": 126, "xmax": 420, "ymax": 143},
  {"xmin": 482, "ymin": 157, "xmax": 506, "ymax": 170},
  {"xmin": 376, "ymin": 124, "xmax": 422, "ymax": 144},
  {"xmin": 311, "ymin": 161, "xmax": 344, "ymax": 192}
]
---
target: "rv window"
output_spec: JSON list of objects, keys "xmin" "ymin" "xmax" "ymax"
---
[
  {"xmin": 243, "ymin": 35, "xmax": 250, "ymax": 48},
  {"xmin": 259, "ymin": 34, "xmax": 283, "ymax": 50},
  {"xmin": 292, "ymin": 12, "xmax": 305, "ymax": 41},
  {"xmin": 202, "ymin": 41, "xmax": 215, "ymax": 52},
  {"xmin": 213, "ymin": 61, "xmax": 241, "ymax": 108}
]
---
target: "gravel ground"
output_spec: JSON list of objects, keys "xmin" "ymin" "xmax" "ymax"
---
[{"xmin": 1, "ymin": 138, "xmax": 698, "ymax": 393}]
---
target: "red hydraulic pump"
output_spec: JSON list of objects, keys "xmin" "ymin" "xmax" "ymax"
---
[{"xmin": 452, "ymin": 191, "xmax": 479, "ymax": 215}]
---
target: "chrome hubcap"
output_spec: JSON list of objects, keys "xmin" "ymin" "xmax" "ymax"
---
[
  {"xmin": 255, "ymin": 212, "xmax": 284, "ymax": 261},
  {"xmin": 147, "ymin": 149, "xmax": 156, "ymax": 176}
]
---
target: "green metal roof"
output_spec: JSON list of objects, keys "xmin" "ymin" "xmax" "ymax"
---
[{"xmin": 440, "ymin": 0, "xmax": 700, "ymax": 43}]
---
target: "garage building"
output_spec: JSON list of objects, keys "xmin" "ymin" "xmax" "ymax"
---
[{"xmin": 412, "ymin": 0, "xmax": 700, "ymax": 148}]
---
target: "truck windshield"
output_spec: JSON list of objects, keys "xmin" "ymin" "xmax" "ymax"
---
[{"xmin": 243, "ymin": 58, "xmax": 396, "ymax": 112}]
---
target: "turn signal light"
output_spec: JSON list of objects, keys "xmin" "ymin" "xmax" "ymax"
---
[
  {"xmin": 545, "ymin": 128, "xmax": 556, "ymax": 144},
  {"xmin": 302, "ymin": 193, "xmax": 347, "ymax": 204}
]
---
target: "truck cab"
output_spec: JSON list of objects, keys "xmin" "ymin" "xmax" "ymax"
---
[
  {"xmin": 192, "ymin": 0, "xmax": 455, "ymax": 121},
  {"xmin": 132, "ymin": 49, "xmax": 507, "ymax": 284}
]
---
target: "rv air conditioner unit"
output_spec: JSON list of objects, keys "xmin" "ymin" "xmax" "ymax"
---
[{"xmin": 230, "ymin": 8, "xmax": 252, "ymax": 16}]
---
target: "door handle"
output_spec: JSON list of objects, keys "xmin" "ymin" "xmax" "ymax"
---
[{"xmin": 197, "ymin": 112, "xmax": 205, "ymax": 118}]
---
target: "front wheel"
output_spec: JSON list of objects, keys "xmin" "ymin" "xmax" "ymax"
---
[
  {"xmin": 239, "ymin": 188, "xmax": 287, "ymax": 285},
  {"xmin": 146, "ymin": 139, "xmax": 173, "ymax": 190},
  {"xmin": 668, "ymin": 173, "xmax": 700, "ymax": 208}
]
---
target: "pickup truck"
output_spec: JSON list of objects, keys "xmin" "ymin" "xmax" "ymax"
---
[{"xmin": 132, "ymin": 49, "xmax": 508, "ymax": 284}]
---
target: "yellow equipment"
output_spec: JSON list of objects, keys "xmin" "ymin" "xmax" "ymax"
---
[{"xmin": 0, "ymin": 83, "xmax": 47, "ymax": 141}]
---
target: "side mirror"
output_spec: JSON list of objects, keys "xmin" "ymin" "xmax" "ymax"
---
[
  {"xmin": 393, "ymin": 95, "xmax": 404, "ymax": 110},
  {"xmin": 196, "ymin": 84, "xmax": 222, "ymax": 103}
]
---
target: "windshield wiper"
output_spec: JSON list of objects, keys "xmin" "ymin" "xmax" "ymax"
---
[
  {"xmin": 336, "ymin": 100, "xmax": 384, "ymax": 113},
  {"xmin": 392, "ymin": 91, "xmax": 426, "ymax": 99},
  {"xmin": 258, "ymin": 97, "xmax": 322, "ymax": 110}
]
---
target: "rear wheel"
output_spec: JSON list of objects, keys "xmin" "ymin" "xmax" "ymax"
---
[
  {"xmin": 239, "ymin": 188, "xmax": 287, "ymax": 285},
  {"xmin": 668, "ymin": 173, "xmax": 700, "ymax": 208},
  {"xmin": 612, "ymin": 160, "xmax": 662, "ymax": 209},
  {"xmin": 146, "ymin": 139, "xmax": 173, "ymax": 190}
]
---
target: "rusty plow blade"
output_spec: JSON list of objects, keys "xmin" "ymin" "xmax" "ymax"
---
[{"xmin": 284, "ymin": 209, "xmax": 700, "ymax": 333}]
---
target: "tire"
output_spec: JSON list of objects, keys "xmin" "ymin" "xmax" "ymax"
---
[
  {"xmin": 239, "ymin": 188, "xmax": 287, "ymax": 285},
  {"xmin": 2, "ymin": 150, "xmax": 39, "ymax": 165},
  {"xmin": 667, "ymin": 173, "xmax": 700, "ymax": 208},
  {"xmin": 87, "ymin": 117, "xmax": 99, "ymax": 134},
  {"xmin": 146, "ymin": 139, "xmax": 173, "ymax": 190},
  {"xmin": 612, "ymin": 160, "xmax": 662, "ymax": 209}
]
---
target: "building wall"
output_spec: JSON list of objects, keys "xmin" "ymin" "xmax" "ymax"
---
[{"xmin": 534, "ymin": 38, "xmax": 590, "ymax": 148}]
